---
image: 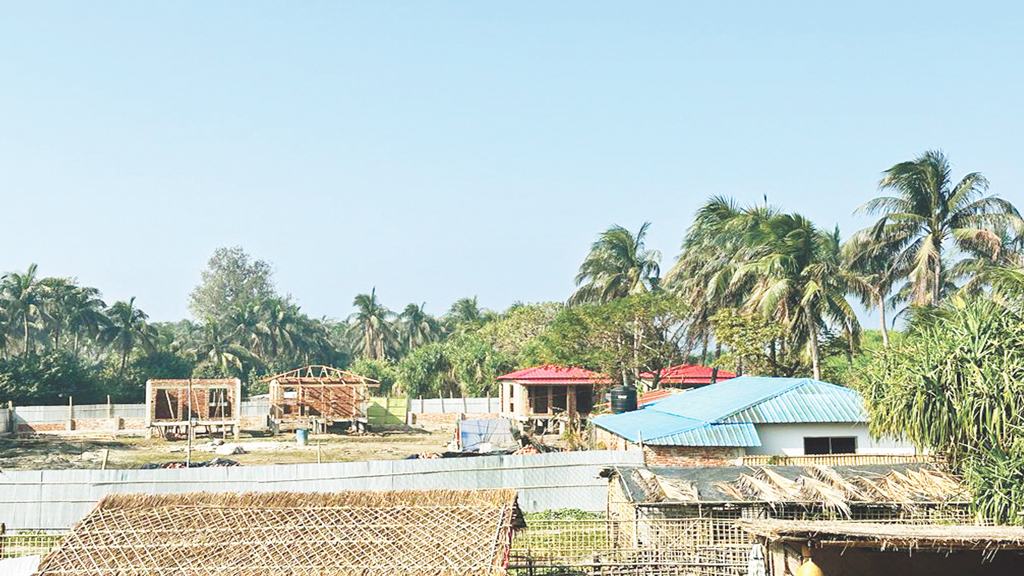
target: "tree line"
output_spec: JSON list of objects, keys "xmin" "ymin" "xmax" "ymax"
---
[{"xmin": 1, "ymin": 149, "xmax": 1021, "ymax": 404}]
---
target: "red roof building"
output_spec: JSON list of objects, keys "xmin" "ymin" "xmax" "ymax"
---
[
  {"xmin": 640, "ymin": 364, "xmax": 737, "ymax": 388},
  {"xmin": 497, "ymin": 364, "xmax": 607, "ymax": 424}
]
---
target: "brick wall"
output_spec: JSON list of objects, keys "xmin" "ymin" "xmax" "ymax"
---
[
  {"xmin": 643, "ymin": 445, "xmax": 744, "ymax": 467},
  {"xmin": 590, "ymin": 426, "xmax": 743, "ymax": 466}
]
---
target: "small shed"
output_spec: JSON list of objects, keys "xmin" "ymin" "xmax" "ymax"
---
[
  {"xmin": 263, "ymin": 365, "xmax": 379, "ymax": 433},
  {"xmin": 740, "ymin": 519, "xmax": 1024, "ymax": 576},
  {"xmin": 145, "ymin": 378, "xmax": 242, "ymax": 439},
  {"xmin": 497, "ymin": 365, "xmax": 608, "ymax": 432},
  {"xmin": 34, "ymin": 489, "xmax": 523, "ymax": 576}
]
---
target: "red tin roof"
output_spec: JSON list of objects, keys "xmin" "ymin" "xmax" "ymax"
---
[
  {"xmin": 640, "ymin": 364, "xmax": 737, "ymax": 385},
  {"xmin": 496, "ymin": 364, "xmax": 609, "ymax": 385},
  {"xmin": 639, "ymin": 388, "xmax": 681, "ymax": 406}
]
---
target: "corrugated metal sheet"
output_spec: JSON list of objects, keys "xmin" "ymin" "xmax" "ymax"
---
[
  {"xmin": 595, "ymin": 376, "xmax": 869, "ymax": 447},
  {"xmin": 646, "ymin": 422, "xmax": 761, "ymax": 447},
  {"xmin": 644, "ymin": 376, "xmax": 808, "ymax": 422},
  {"xmin": 592, "ymin": 410, "xmax": 705, "ymax": 444},
  {"xmin": 495, "ymin": 364, "xmax": 609, "ymax": 384},
  {"xmin": 0, "ymin": 450, "xmax": 645, "ymax": 530},
  {"xmin": 722, "ymin": 380, "xmax": 865, "ymax": 423}
]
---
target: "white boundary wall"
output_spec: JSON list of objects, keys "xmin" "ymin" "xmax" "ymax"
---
[
  {"xmin": 8, "ymin": 397, "xmax": 497, "ymax": 427},
  {"xmin": 0, "ymin": 450, "xmax": 643, "ymax": 530}
]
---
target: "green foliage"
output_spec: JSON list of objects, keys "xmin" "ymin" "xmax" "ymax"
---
[
  {"xmin": 854, "ymin": 296, "xmax": 1024, "ymax": 524},
  {"xmin": 396, "ymin": 335, "xmax": 514, "ymax": 398},
  {"xmin": 525, "ymin": 509, "xmax": 603, "ymax": 520},
  {"xmin": 104, "ymin": 350, "xmax": 194, "ymax": 403},
  {"xmin": 0, "ymin": 351, "xmax": 105, "ymax": 405},
  {"xmin": 349, "ymin": 357, "xmax": 398, "ymax": 395},
  {"xmin": 476, "ymin": 302, "xmax": 560, "ymax": 363},
  {"xmin": 709, "ymin": 308, "xmax": 801, "ymax": 376},
  {"xmin": 531, "ymin": 293, "xmax": 686, "ymax": 385},
  {"xmin": 188, "ymin": 246, "xmax": 277, "ymax": 322}
]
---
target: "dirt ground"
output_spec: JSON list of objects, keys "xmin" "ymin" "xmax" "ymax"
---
[{"xmin": 0, "ymin": 425, "xmax": 458, "ymax": 470}]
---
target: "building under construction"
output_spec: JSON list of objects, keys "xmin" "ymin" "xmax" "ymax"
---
[
  {"xmin": 144, "ymin": 378, "xmax": 242, "ymax": 439},
  {"xmin": 263, "ymin": 365, "xmax": 379, "ymax": 433}
]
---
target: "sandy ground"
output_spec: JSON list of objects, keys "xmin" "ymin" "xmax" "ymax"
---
[{"xmin": 0, "ymin": 425, "xmax": 457, "ymax": 469}]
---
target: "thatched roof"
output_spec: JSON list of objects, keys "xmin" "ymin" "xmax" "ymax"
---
[
  {"xmin": 738, "ymin": 519, "xmax": 1024, "ymax": 551},
  {"xmin": 261, "ymin": 365, "xmax": 379, "ymax": 387},
  {"xmin": 614, "ymin": 464, "xmax": 967, "ymax": 515},
  {"xmin": 36, "ymin": 490, "xmax": 522, "ymax": 576}
]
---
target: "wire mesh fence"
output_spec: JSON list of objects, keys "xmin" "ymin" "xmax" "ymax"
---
[
  {"xmin": 0, "ymin": 532, "xmax": 65, "ymax": 560},
  {"xmin": 510, "ymin": 518, "xmax": 751, "ymax": 576}
]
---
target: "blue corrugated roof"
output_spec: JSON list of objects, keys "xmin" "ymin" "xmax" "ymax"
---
[
  {"xmin": 645, "ymin": 422, "xmax": 761, "ymax": 447},
  {"xmin": 592, "ymin": 410, "xmax": 705, "ymax": 444},
  {"xmin": 644, "ymin": 376, "xmax": 808, "ymax": 422},
  {"xmin": 720, "ymin": 379, "xmax": 865, "ymax": 423},
  {"xmin": 593, "ymin": 376, "xmax": 868, "ymax": 447}
]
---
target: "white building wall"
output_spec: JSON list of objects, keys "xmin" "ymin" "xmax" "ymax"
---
[{"xmin": 747, "ymin": 422, "xmax": 915, "ymax": 456}]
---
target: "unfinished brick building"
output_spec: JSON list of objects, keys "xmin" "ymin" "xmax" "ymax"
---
[
  {"xmin": 145, "ymin": 378, "xmax": 242, "ymax": 439},
  {"xmin": 263, "ymin": 365, "xmax": 378, "ymax": 433}
]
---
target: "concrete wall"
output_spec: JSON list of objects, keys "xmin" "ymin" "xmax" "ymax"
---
[
  {"xmin": 748, "ymin": 422, "xmax": 914, "ymax": 456},
  {"xmin": 0, "ymin": 450, "xmax": 645, "ymax": 530}
]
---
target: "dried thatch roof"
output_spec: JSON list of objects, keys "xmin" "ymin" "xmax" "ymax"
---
[
  {"xmin": 617, "ymin": 464, "xmax": 967, "ymax": 512},
  {"xmin": 36, "ymin": 490, "xmax": 521, "ymax": 576},
  {"xmin": 738, "ymin": 519, "xmax": 1024, "ymax": 551}
]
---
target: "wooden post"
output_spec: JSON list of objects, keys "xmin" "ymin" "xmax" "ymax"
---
[
  {"xmin": 101, "ymin": 449, "xmax": 109, "ymax": 470},
  {"xmin": 317, "ymin": 442, "xmax": 322, "ymax": 464},
  {"xmin": 107, "ymin": 395, "xmax": 112, "ymax": 419}
]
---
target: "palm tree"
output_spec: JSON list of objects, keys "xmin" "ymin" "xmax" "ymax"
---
[
  {"xmin": 1, "ymin": 264, "xmax": 56, "ymax": 355},
  {"xmin": 569, "ymin": 222, "xmax": 661, "ymax": 305},
  {"xmin": 445, "ymin": 297, "xmax": 494, "ymax": 335},
  {"xmin": 398, "ymin": 303, "xmax": 441, "ymax": 352},
  {"xmin": 843, "ymin": 236, "xmax": 903, "ymax": 347},
  {"xmin": 100, "ymin": 297, "xmax": 157, "ymax": 376},
  {"xmin": 855, "ymin": 150, "xmax": 1023, "ymax": 307},
  {"xmin": 348, "ymin": 288, "xmax": 395, "ymax": 360},
  {"xmin": 48, "ymin": 280, "xmax": 108, "ymax": 355},
  {"xmin": 666, "ymin": 198, "xmax": 753, "ymax": 361},
  {"xmin": 187, "ymin": 319, "xmax": 254, "ymax": 376}
]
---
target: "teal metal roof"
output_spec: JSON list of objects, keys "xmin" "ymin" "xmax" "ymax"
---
[
  {"xmin": 591, "ymin": 410, "xmax": 704, "ymax": 444},
  {"xmin": 645, "ymin": 422, "xmax": 761, "ymax": 447},
  {"xmin": 720, "ymin": 379, "xmax": 865, "ymax": 423},
  {"xmin": 593, "ymin": 376, "xmax": 868, "ymax": 447}
]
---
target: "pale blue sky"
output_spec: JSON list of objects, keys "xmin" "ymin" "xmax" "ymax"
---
[{"xmin": 1, "ymin": 2, "xmax": 1021, "ymax": 322}]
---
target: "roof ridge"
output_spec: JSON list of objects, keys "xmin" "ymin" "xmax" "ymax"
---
[{"xmin": 706, "ymin": 377, "xmax": 811, "ymax": 423}]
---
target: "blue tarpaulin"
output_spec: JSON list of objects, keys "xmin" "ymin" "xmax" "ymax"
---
[{"xmin": 458, "ymin": 418, "xmax": 517, "ymax": 451}]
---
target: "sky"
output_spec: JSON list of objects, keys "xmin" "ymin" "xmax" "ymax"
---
[{"xmin": 1, "ymin": 1, "xmax": 1022, "ymax": 323}]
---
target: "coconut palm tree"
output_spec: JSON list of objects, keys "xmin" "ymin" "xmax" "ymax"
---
[
  {"xmin": 843, "ymin": 235, "xmax": 904, "ymax": 347},
  {"xmin": 397, "ymin": 303, "xmax": 441, "ymax": 352},
  {"xmin": 569, "ymin": 222, "xmax": 661, "ymax": 305},
  {"xmin": 0, "ymin": 264, "xmax": 57, "ymax": 355},
  {"xmin": 187, "ymin": 319, "xmax": 254, "ymax": 376},
  {"xmin": 855, "ymin": 150, "xmax": 1023, "ymax": 307},
  {"xmin": 348, "ymin": 288, "xmax": 395, "ymax": 360},
  {"xmin": 445, "ymin": 297, "xmax": 494, "ymax": 335},
  {"xmin": 100, "ymin": 297, "xmax": 157, "ymax": 376},
  {"xmin": 47, "ymin": 280, "xmax": 109, "ymax": 355}
]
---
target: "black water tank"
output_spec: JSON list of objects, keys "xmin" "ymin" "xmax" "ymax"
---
[{"xmin": 609, "ymin": 385, "xmax": 638, "ymax": 413}]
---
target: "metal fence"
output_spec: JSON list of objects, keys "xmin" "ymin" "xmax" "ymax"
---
[
  {"xmin": 5, "ymin": 396, "xmax": 497, "ymax": 429},
  {"xmin": 409, "ymin": 397, "xmax": 499, "ymax": 414},
  {"xmin": 0, "ymin": 450, "xmax": 644, "ymax": 530}
]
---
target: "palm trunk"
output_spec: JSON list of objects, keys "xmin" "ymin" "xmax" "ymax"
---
[
  {"xmin": 700, "ymin": 331, "xmax": 709, "ymax": 365},
  {"xmin": 808, "ymin": 309, "xmax": 820, "ymax": 380},
  {"xmin": 24, "ymin": 314, "xmax": 30, "ymax": 355},
  {"xmin": 878, "ymin": 296, "xmax": 889, "ymax": 347},
  {"xmin": 932, "ymin": 243, "xmax": 942, "ymax": 306}
]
